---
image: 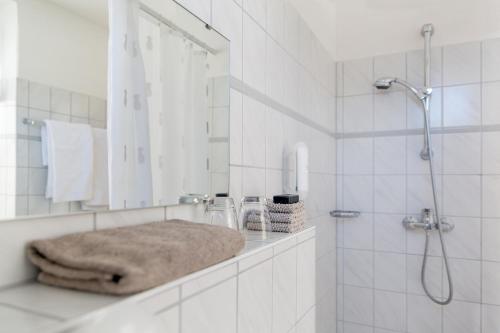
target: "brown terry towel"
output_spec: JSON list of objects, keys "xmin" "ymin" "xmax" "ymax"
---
[{"xmin": 27, "ymin": 220, "xmax": 245, "ymax": 295}]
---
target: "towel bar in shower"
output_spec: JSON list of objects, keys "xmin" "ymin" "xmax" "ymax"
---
[{"xmin": 330, "ymin": 210, "xmax": 361, "ymax": 218}]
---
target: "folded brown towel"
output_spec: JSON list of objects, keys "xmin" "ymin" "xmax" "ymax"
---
[{"xmin": 27, "ymin": 220, "xmax": 245, "ymax": 295}]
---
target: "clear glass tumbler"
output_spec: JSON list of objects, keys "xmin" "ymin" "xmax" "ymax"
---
[
  {"xmin": 239, "ymin": 196, "xmax": 272, "ymax": 239},
  {"xmin": 206, "ymin": 197, "xmax": 239, "ymax": 231}
]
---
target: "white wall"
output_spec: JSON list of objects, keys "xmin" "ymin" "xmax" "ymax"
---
[
  {"xmin": 335, "ymin": 0, "xmax": 500, "ymax": 60},
  {"xmin": 290, "ymin": 0, "xmax": 337, "ymax": 59},
  {"xmin": 0, "ymin": 0, "xmax": 18, "ymax": 80},
  {"xmin": 17, "ymin": 0, "xmax": 107, "ymax": 98}
]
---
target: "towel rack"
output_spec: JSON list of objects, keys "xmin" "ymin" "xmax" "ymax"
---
[{"xmin": 23, "ymin": 118, "xmax": 44, "ymax": 126}]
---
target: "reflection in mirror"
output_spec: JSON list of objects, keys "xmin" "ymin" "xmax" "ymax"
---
[{"xmin": 0, "ymin": 0, "xmax": 229, "ymax": 219}]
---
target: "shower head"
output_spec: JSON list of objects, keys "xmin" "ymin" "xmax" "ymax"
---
[
  {"xmin": 374, "ymin": 77, "xmax": 396, "ymax": 90},
  {"xmin": 373, "ymin": 77, "xmax": 429, "ymax": 100}
]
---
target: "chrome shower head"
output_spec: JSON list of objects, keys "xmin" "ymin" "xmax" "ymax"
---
[
  {"xmin": 373, "ymin": 77, "xmax": 428, "ymax": 100},
  {"xmin": 374, "ymin": 77, "xmax": 396, "ymax": 90}
]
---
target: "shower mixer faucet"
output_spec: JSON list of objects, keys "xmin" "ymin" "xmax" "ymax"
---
[{"xmin": 403, "ymin": 208, "xmax": 454, "ymax": 232}]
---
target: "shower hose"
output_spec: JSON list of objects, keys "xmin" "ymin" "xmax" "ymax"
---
[{"xmin": 421, "ymin": 108, "xmax": 453, "ymax": 305}]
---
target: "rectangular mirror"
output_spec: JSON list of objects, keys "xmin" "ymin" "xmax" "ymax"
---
[{"xmin": 0, "ymin": 0, "xmax": 230, "ymax": 219}]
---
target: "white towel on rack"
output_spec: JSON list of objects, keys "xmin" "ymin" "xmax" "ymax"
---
[
  {"xmin": 83, "ymin": 128, "xmax": 109, "ymax": 209},
  {"xmin": 44, "ymin": 120, "xmax": 94, "ymax": 203}
]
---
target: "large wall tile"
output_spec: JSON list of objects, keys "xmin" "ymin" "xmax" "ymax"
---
[
  {"xmin": 342, "ymin": 213, "xmax": 374, "ymax": 250},
  {"xmin": 374, "ymin": 90, "xmax": 406, "ymax": 131},
  {"xmin": 242, "ymin": 13, "xmax": 266, "ymax": 91},
  {"xmin": 483, "ymin": 304, "xmax": 500, "ymax": 333},
  {"xmin": 374, "ymin": 175, "xmax": 406, "ymax": 214},
  {"xmin": 443, "ymin": 84, "xmax": 481, "ymax": 127},
  {"xmin": 442, "ymin": 175, "xmax": 481, "ymax": 217},
  {"xmin": 446, "ymin": 258, "xmax": 480, "ymax": 303},
  {"xmin": 407, "ymin": 294, "xmax": 442, "ymax": 333},
  {"xmin": 273, "ymin": 247, "xmax": 297, "ymax": 333},
  {"xmin": 242, "ymin": 96, "xmax": 266, "ymax": 167},
  {"xmin": 442, "ymin": 132, "xmax": 481, "ymax": 175},
  {"xmin": 483, "ymin": 218, "xmax": 500, "ymax": 262},
  {"xmin": 343, "ymin": 138, "xmax": 373, "ymax": 175},
  {"xmin": 238, "ymin": 260, "xmax": 273, "ymax": 333},
  {"xmin": 443, "ymin": 42, "xmax": 481, "ymax": 85},
  {"xmin": 482, "ymin": 38, "xmax": 500, "ymax": 82},
  {"xmin": 374, "ymin": 252, "xmax": 405, "ymax": 292},
  {"xmin": 482, "ymin": 175, "xmax": 500, "ymax": 218},
  {"xmin": 0, "ymin": 214, "xmax": 94, "ymax": 288},
  {"xmin": 343, "ymin": 94, "xmax": 373, "ymax": 133},
  {"xmin": 343, "ymin": 285, "xmax": 373, "ymax": 326},
  {"xmin": 482, "ymin": 82, "xmax": 500, "ymax": 125},
  {"xmin": 374, "ymin": 136, "xmax": 406, "ymax": 175},
  {"xmin": 182, "ymin": 277, "xmax": 237, "ymax": 333},
  {"xmin": 343, "ymin": 58, "xmax": 374, "ymax": 96},
  {"xmin": 445, "ymin": 217, "xmax": 481, "ymax": 260},
  {"xmin": 483, "ymin": 131, "xmax": 500, "ymax": 174},
  {"xmin": 374, "ymin": 213, "xmax": 406, "ymax": 253},
  {"xmin": 344, "ymin": 249, "xmax": 373, "ymax": 288},
  {"xmin": 297, "ymin": 238, "xmax": 316, "ymax": 319},
  {"xmin": 374, "ymin": 290, "xmax": 406, "ymax": 332},
  {"xmin": 443, "ymin": 300, "xmax": 480, "ymax": 333},
  {"xmin": 482, "ymin": 261, "xmax": 500, "ymax": 305}
]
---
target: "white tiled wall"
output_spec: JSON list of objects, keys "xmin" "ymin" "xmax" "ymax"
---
[
  {"xmin": 336, "ymin": 37, "xmax": 500, "ymax": 333},
  {"xmin": 192, "ymin": 0, "xmax": 338, "ymax": 331}
]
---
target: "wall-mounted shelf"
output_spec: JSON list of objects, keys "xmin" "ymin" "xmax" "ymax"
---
[{"xmin": 330, "ymin": 210, "xmax": 361, "ymax": 218}]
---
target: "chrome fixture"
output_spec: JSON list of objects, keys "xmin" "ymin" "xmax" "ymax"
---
[
  {"xmin": 178, "ymin": 193, "xmax": 211, "ymax": 205},
  {"xmin": 22, "ymin": 118, "xmax": 44, "ymax": 127},
  {"xmin": 403, "ymin": 209, "xmax": 454, "ymax": 232},
  {"xmin": 330, "ymin": 210, "xmax": 361, "ymax": 218},
  {"xmin": 374, "ymin": 23, "xmax": 454, "ymax": 305},
  {"xmin": 373, "ymin": 77, "xmax": 429, "ymax": 101}
]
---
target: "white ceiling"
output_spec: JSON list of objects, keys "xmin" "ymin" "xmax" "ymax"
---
[{"xmin": 47, "ymin": 0, "xmax": 108, "ymax": 26}]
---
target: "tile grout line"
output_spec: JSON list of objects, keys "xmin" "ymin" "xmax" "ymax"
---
[
  {"xmin": 371, "ymin": 55, "xmax": 376, "ymax": 331},
  {"xmin": 479, "ymin": 39, "xmax": 484, "ymax": 333}
]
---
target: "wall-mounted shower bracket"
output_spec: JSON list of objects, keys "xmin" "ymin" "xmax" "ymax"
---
[
  {"xmin": 419, "ymin": 147, "xmax": 433, "ymax": 161},
  {"xmin": 403, "ymin": 208, "xmax": 454, "ymax": 232}
]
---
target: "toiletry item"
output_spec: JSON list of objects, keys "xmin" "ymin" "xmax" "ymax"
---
[
  {"xmin": 267, "ymin": 200, "xmax": 305, "ymax": 214},
  {"xmin": 27, "ymin": 220, "xmax": 245, "ymax": 295},
  {"xmin": 264, "ymin": 200, "xmax": 306, "ymax": 233},
  {"xmin": 207, "ymin": 197, "xmax": 239, "ymax": 230},
  {"xmin": 273, "ymin": 194, "xmax": 299, "ymax": 204},
  {"xmin": 239, "ymin": 196, "xmax": 272, "ymax": 238},
  {"xmin": 283, "ymin": 142, "xmax": 309, "ymax": 199}
]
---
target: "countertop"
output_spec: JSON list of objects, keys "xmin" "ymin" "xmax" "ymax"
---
[{"xmin": 0, "ymin": 226, "xmax": 315, "ymax": 333}]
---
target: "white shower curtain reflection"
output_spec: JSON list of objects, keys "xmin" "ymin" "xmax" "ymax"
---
[
  {"xmin": 108, "ymin": 0, "xmax": 153, "ymax": 209},
  {"xmin": 150, "ymin": 27, "xmax": 209, "ymax": 205}
]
